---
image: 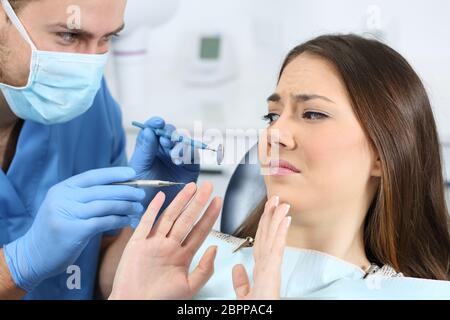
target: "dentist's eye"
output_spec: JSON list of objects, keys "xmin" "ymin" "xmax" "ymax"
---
[
  {"xmin": 57, "ymin": 32, "xmax": 78, "ymax": 44},
  {"xmin": 262, "ymin": 113, "xmax": 280, "ymax": 125},
  {"xmin": 303, "ymin": 111, "xmax": 329, "ymax": 121},
  {"xmin": 103, "ymin": 33, "xmax": 120, "ymax": 42}
]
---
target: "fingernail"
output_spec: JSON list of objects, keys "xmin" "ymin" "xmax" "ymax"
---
[
  {"xmin": 286, "ymin": 216, "xmax": 292, "ymax": 226},
  {"xmin": 157, "ymin": 191, "xmax": 165, "ymax": 198},
  {"xmin": 211, "ymin": 246, "xmax": 218, "ymax": 258},
  {"xmin": 283, "ymin": 204, "xmax": 291, "ymax": 216},
  {"xmin": 185, "ymin": 182, "xmax": 196, "ymax": 189},
  {"xmin": 273, "ymin": 196, "xmax": 280, "ymax": 207}
]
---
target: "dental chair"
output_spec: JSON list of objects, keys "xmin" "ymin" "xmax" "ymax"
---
[{"xmin": 220, "ymin": 144, "xmax": 267, "ymax": 234}]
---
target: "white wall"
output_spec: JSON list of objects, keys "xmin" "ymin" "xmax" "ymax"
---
[
  {"xmin": 105, "ymin": 0, "xmax": 450, "ymax": 212},
  {"xmin": 282, "ymin": 0, "xmax": 450, "ymax": 139},
  {"xmin": 280, "ymin": 0, "xmax": 450, "ymax": 183}
]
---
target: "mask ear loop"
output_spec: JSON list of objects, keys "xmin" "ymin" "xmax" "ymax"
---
[
  {"xmin": 0, "ymin": 0, "xmax": 39, "ymax": 89},
  {"xmin": 1, "ymin": 0, "xmax": 37, "ymax": 50}
]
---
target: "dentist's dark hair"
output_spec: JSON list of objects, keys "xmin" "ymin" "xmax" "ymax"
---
[
  {"xmin": 235, "ymin": 34, "xmax": 450, "ymax": 280},
  {"xmin": 8, "ymin": 0, "xmax": 33, "ymax": 12}
]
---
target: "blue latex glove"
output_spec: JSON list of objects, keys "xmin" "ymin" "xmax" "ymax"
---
[
  {"xmin": 3, "ymin": 167, "xmax": 145, "ymax": 292},
  {"xmin": 129, "ymin": 117, "xmax": 200, "ymax": 218}
]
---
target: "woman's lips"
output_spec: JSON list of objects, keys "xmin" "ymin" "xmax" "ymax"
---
[{"xmin": 269, "ymin": 160, "xmax": 301, "ymax": 175}]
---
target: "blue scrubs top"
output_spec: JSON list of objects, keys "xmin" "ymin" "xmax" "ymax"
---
[{"xmin": 0, "ymin": 79, "xmax": 127, "ymax": 300}]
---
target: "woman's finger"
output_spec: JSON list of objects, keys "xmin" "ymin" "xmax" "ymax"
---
[
  {"xmin": 232, "ymin": 264, "xmax": 250, "ymax": 300},
  {"xmin": 254, "ymin": 196, "xmax": 278, "ymax": 257},
  {"xmin": 167, "ymin": 182, "xmax": 213, "ymax": 243},
  {"xmin": 266, "ymin": 204, "xmax": 290, "ymax": 252},
  {"xmin": 150, "ymin": 182, "xmax": 197, "ymax": 237},
  {"xmin": 182, "ymin": 197, "xmax": 222, "ymax": 252},
  {"xmin": 271, "ymin": 216, "xmax": 291, "ymax": 265},
  {"xmin": 187, "ymin": 246, "xmax": 217, "ymax": 295},
  {"xmin": 133, "ymin": 192, "xmax": 166, "ymax": 240}
]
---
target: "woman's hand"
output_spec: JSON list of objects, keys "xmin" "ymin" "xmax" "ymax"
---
[
  {"xmin": 109, "ymin": 182, "xmax": 222, "ymax": 300},
  {"xmin": 232, "ymin": 196, "xmax": 291, "ymax": 300}
]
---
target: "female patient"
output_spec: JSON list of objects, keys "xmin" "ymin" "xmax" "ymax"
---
[{"xmin": 109, "ymin": 34, "xmax": 450, "ymax": 299}]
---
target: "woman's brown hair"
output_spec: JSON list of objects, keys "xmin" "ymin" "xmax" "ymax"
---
[{"xmin": 234, "ymin": 34, "xmax": 450, "ymax": 280}]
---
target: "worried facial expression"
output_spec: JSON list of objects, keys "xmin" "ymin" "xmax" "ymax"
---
[{"xmin": 259, "ymin": 53, "xmax": 381, "ymax": 222}]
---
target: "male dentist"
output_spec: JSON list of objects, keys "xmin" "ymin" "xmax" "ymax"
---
[{"xmin": 0, "ymin": 0, "xmax": 198, "ymax": 299}]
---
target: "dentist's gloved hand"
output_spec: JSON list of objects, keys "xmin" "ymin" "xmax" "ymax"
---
[
  {"xmin": 3, "ymin": 167, "xmax": 145, "ymax": 292},
  {"xmin": 129, "ymin": 117, "xmax": 200, "ymax": 218}
]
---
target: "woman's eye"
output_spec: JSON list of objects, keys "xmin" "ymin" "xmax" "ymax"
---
[
  {"xmin": 303, "ymin": 111, "xmax": 328, "ymax": 121},
  {"xmin": 58, "ymin": 32, "xmax": 78, "ymax": 44},
  {"xmin": 262, "ymin": 113, "xmax": 280, "ymax": 125}
]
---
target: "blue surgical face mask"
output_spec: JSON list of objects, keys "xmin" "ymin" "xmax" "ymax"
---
[{"xmin": 0, "ymin": 0, "xmax": 109, "ymax": 125}]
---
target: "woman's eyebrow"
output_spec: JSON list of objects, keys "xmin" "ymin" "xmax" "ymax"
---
[
  {"xmin": 293, "ymin": 93, "xmax": 335, "ymax": 104},
  {"xmin": 267, "ymin": 93, "xmax": 335, "ymax": 104},
  {"xmin": 267, "ymin": 93, "xmax": 281, "ymax": 103}
]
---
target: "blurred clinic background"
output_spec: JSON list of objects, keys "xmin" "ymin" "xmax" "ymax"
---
[{"xmin": 104, "ymin": 0, "xmax": 450, "ymax": 207}]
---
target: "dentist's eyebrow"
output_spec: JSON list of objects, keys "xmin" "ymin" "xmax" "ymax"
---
[
  {"xmin": 104, "ymin": 23, "xmax": 125, "ymax": 37},
  {"xmin": 47, "ymin": 23, "xmax": 125, "ymax": 38},
  {"xmin": 293, "ymin": 94, "xmax": 335, "ymax": 104}
]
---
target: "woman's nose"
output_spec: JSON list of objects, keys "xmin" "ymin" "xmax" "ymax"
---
[{"xmin": 267, "ymin": 123, "xmax": 296, "ymax": 150}]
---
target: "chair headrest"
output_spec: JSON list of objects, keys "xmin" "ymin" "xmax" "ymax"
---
[{"xmin": 220, "ymin": 144, "xmax": 267, "ymax": 234}]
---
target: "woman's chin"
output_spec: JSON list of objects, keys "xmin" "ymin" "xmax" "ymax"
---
[{"xmin": 266, "ymin": 184, "xmax": 318, "ymax": 211}]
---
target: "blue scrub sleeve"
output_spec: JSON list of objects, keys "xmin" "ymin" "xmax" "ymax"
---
[
  {"xmin": 101, "ymin": 79, "xmax": 129, "ymax": 237},
  {"xmin": 102, "ymin": 80, "xmax": 128, "ymax": 168}
]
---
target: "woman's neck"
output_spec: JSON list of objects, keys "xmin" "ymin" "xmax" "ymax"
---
[{"xmin": 286, "ymin": 207, "xmax": 371, "ymax": 271}]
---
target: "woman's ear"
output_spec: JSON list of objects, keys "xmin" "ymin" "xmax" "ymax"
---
[{"xmin": 371, "ymin": 157, "xmax": 382, "ymax": 177}]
